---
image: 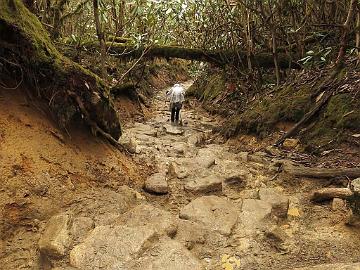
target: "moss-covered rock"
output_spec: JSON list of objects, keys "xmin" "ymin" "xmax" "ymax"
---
[{"xmin": 0, "ymin": 0, "xmax": 121, "ymax": 139}]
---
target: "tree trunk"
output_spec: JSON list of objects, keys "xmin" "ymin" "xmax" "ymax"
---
[
  {"xmin": 52, "ymin": 0, "xmax": 69, "ymax": 39},
  {"xmin": 93, "ymin": 0, "xmax": 107, "ymax": 80}
]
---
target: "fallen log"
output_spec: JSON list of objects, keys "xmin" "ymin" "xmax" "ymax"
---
[
  {"xmin": 283, "ymin": 164, "xmax": 360, "ymax": 179},
  {"xmin": 311, "ymin": 188, "xmax": 353, "ymax": 202},
  {"xmin": 85, "ymin": 42, "xmax": 301, "ymax": 69}
]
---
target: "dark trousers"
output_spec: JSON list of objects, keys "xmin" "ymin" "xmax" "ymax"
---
[{"xmin": 171, "ymin": 107, "xmax": 180, "ymax": 122}]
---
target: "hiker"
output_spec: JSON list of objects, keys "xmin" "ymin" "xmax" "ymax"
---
[{"xmin": 166, "ymin": 83, "xmax": 185, "ymax": 124}]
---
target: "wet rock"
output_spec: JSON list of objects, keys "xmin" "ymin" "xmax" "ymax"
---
[
  {"xmin": 294, "ymin": 263, "xmax": 360, "ymax": 270},
  {"xmin": 259, "ymin": 188, "xmax": 289, "ymax": 218},
  {"xmin": 144, "ymin": 173, "xmax": 169, "ymax": 194},
  {"xmin": 331, "ymin": 198, "xmax": 346, "ymax": 211},
  {"xmin": 241, "ymin": 199, "xmax": 272, "ymax": 229},
  {"xmin": 70, "ymin": 225, "xmax": 157, "ymax": 269},
  {"xmin": 71, "ymin": 217, "xmax": 94, "ymax": 243},
  {"xmin": 116, "ymin": 204, "xmax": 177, "ymax": 236},
  {"xmin": 179, "ymin": 196, "xmax": 238, "ymax": 236},
  {"xmin": 39, "ymin": 213, "xmax": 71, "ymax": 258},
  {"xmin": 283, "ymin": 138, "xmax": 300, "ymax": 150},
  {"xmin": 184, "ymin": 175, "xmax": 223, "ymax": 194},
  {"xmin": 132, "ymin": 238, "xmax": 204, "ymax": 270}
]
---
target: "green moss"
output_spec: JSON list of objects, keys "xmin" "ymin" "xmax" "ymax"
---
[
  {"xmin": 304, "ymin": 93, "xmax": 360, "ymax": 147},
  {"xmin": 0, "ymin": 0, "xmax": 121, "ymax": 139}
]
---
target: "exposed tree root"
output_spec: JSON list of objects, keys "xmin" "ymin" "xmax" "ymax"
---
[{"xmin": 0, "ymin": 0, "xmax": 122, "ymax": 140}]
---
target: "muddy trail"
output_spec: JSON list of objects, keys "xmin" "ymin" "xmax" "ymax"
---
[{"xmin": 1, "ymin": 82, "xmax": 360, "ymax": 270}]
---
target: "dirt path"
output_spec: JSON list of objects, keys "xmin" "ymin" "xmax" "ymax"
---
[
  {"xmin": 112, "ymin": 82, "xmax": 360, "ymax": 269},
  {"xmin": 2, "ymin": 83, "xmax": 359, "ymax": 270}
]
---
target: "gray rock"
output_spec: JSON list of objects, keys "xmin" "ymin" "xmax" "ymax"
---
[
  {"xmin": 70, "ymin": 225, "xmax": 157, "ymax": 269},
  {"xmin": 185, "ymin": 175, "xmax": 223, "ymax": 193},
  {"xmin": 241, "ymin": 199, "xmax": 272, "ymax": 229},
  {"xmin": 144, "ymin": 173, "xmax": 169, "ymax": 194},
  {"xmin": 179, "ymin": 196, "xmax": 238, "ymax": 236},
  {"xmin": 294, "ymin": 263, "xmax": 360, "ymax": 270},
  {"xmin": 259, "ymin": 188, "xmax": 289, "ymax": 218},
  {"xmin": 39, "ymin": 213, "xmax": 71, "ymax": 257}
]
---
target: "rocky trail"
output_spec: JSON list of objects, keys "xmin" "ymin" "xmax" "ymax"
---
[{"xmin": 2, "ymin": 82, "xmax": 360, "ymax": 270}]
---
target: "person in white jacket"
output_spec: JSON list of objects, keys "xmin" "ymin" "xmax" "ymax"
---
[{"xmin": 166, "ymin": 83, "xmax": 185, "ymax": 123}]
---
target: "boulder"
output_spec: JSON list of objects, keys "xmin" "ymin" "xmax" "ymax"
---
[
  {"xmin": 195, "ymin": 148, "xmax": 216, "ymax": 168},
  {"xmin": 144, "ymin": 173, "xmax": 169, "ymax": 194},
  {"xmin": 116, "ymin": 204, "xmax": 177, "ymax": 236},
  {"xmin": 164, "ymin": 124, "xmax": 184, "ymax": 135},
  {"xmin": 168, "ymin": 162, "xmax": 189, "ymax": 179},
  {"xmin": 71, "ymin": 217, "xmax": 94, "ymax": 243},
  {"xmin": 184, "ymin": 175, "xmax": 223, "ymax": 194},
  {"xmin": 259, "ymin": 188, "xmax": 289, "ymax": 218},
  {"xmin": 175, "ymin": 220, "xmax": 206, "ymax": 250},
  {"xmin": 69, "ymin": 225, "xmax": 157, "ymax": 269},
  {"xmin": 241, "ymin": 199, "xmax": 272, "ymax": 230},
  {"xmin": 39, "ymin": 213, "xmax": 71, "ymax": 258},
  {"xmin": 179, "ymin": 196, "xmax": 238, "ymax": 236},
  {"xmin": 132, "ymin": 238, "xmax": 204, "ymax": 270}
]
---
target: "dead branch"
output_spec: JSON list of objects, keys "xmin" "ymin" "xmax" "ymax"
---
[{"xmin": 311, "ymin": 188, "xmax": 353, "ymax": 202}]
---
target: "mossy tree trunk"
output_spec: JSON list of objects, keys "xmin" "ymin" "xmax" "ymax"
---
[
  {"xmin": 99, "ymin": 43, "xmax": 301, "ymax": 69},
  {"xmin": 0, "ymin": 0, "xmax": 121, "ymax": 140}
]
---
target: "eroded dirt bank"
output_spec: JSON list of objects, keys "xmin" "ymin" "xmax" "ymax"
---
[{"xmin": 1, "ymin": 82, "xmax": 360, "ymax": 270}]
